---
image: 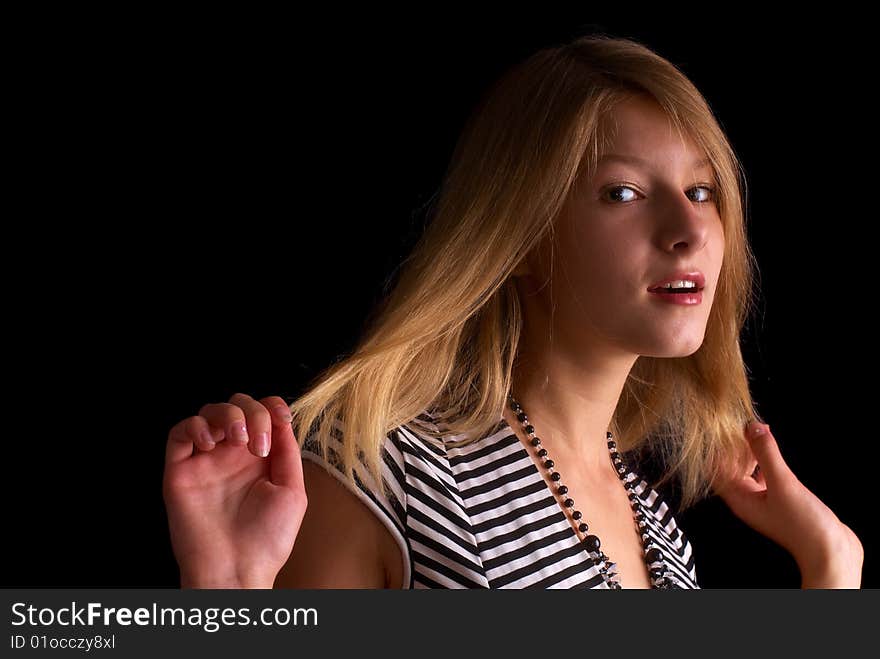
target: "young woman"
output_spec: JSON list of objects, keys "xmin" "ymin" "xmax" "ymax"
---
[{"xmin": 162, "ymin": 34, "xmax": 864, "ymax": 589}]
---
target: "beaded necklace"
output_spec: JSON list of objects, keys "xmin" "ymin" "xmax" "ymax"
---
[{"xmin": 507, "ymin": 392, "xmax": 676, "ymax": 589}]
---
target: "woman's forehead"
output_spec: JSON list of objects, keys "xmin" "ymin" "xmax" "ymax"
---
[{"xmin": 598, "ymin": 97, "xmax": 706, "ymax": 157}]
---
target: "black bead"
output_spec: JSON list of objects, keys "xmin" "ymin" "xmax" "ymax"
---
[
  {"xmin": 650, "ymin": 568, "xmax": 665, "ymax": 579},
  {"xmin": 537, "ymin": 448, "xmax": 548, "ymax": 457},
  {"xmin": 550, "ymin": 472, "xmax": 561, "ymax": 481},
  {"xmin": 624, "ymin": 482, "xmax": 633, "ymax": 490},
  {"xmin": 543, "ymin": 459, "xmax": 554, "ymax": 469},
  {"xmin": 557, "ymin": 485, "xmax": 568, "ymax": 494},
  {"xmin": 525, "ymin": 424, "xmax": 534, "ymax": 434},
  {"xmin": 646, "ymin": 548, "xmax": 663, "ymax": 563},
  {"xmin": 578, "ymin": 522, "xmax": 589, "ymax": 532},
  {"xmin": 643, "ymin": 537, "xmax": 653, "ymax": 549},
  {"xmin": 583, "ymin": 535, "xmax": 601, "ymax": 551},
  {"xmin": 606, "ymin": 432, "xmax": 613, "ymax": 439},
  {"xmin": 509, "ymin": 401, "xmax": 521, "ymax": 412},
  {"xmin": 631, "ymin": 503, "xmax": 640, "ymax": 512},
  {"xmin": 564, "ymin": 498, "xmax": 574, "ymax": 507},
  {"xmin": 530, "ymin": 437, "xmax": 541, "ymax": 446},
  {"xmin": 607, "ymin": 440, "xmax": 616, "ymax": 449},
  {"xmin": 572, "ymin": 510, "xmax": 582, "ymax": 520},
  {"xmin": 610, "ymin": 451, "xmax": 620, "ymax": 461},
  {"xmin": 517, "ymin": 412, "xmax": 527, "ymax": 423}
]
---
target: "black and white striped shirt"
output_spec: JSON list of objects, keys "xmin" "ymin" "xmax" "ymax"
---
[{"xmin": 301, "ymin": 410, "xmax": 699, "ymax": 589}]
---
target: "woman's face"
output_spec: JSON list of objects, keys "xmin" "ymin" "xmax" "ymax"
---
[{"xmin": 517, "ymin": 95, "xmax": 725, "ymax": 359}]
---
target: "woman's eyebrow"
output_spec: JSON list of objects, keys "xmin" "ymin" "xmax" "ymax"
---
[{"xmin": 598, "ymin": 153, "xmax": 712, "ymax": 170}]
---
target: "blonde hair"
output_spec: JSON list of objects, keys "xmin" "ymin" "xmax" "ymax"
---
[{"xmin": 290, "ymin": 33, "xmax": 764, "ymax": 511}]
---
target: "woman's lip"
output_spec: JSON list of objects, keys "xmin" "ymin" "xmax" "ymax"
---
[
  {"xmin": 648, "ymin": 289, "xmax": 703, "ymax": 305},
  {"xmin": 647, "ymin": 271, "xmax": 706, "ymax": 291},
  {"xmin": 647, "ymin": 285, "xmax": 705, "ymax": 293}
]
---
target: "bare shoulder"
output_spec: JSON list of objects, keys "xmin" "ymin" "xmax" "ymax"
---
[{"xmin": 274, "ymin": 458, "xmax": 404, "ymax": 589}]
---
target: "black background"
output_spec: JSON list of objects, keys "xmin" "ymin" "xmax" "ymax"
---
[{"xmin": 7, "ymin": 11, "xmax": 876, "ymax": 588}]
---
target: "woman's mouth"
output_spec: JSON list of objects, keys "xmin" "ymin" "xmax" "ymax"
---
[{"xmin": 647, "ymin": 287, "xmax": 703, "ymax": 305}]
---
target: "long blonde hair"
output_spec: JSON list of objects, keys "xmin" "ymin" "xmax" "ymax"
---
[{"xmin": 290, "ymin": 33, "xmax": 763, "ymax": 511}]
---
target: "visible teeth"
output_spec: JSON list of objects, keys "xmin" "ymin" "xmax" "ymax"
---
[{"xmin": 661, "ymin": 280, "xmax": 697, "ymax": 289}]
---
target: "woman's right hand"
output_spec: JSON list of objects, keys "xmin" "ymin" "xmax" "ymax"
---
[{"xmin": 162, "ymin": 393, "xmax": 307, "ymax": 588}]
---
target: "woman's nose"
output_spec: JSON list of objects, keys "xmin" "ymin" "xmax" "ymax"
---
[{"xmin": 656, "ymin": 192, "xmax": 714, "ymax": 252}]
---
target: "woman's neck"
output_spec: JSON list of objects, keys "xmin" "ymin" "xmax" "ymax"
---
[{"xmin": 506, "ymin": 346, "xmax": 637, "ymax": 479}]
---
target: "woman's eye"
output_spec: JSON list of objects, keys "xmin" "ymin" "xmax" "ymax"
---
[
  {"xmin": 602, "ymin": 184, "xmax": 717, "ymax": 204},
  {"xmin": 689, "ymin": 185, "xmax": 716, "ymax": 203},
  {"xmin": 603, "ymin": 185, "xmax": 641, "ymax": 203}
]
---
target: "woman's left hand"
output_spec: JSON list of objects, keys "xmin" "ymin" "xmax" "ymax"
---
[{"xmin": 714, "ymin": 421, "xmax": 864, "ymax": 588}]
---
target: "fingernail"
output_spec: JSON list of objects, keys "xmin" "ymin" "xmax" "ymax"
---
[
  {"xmin": 232, "ymin": 422, "xmax": 249, "ymax": 443},
  {"xmin": 274, "ymin": 406, "xmax": 292, "ymax": 422},
  {"xmin": 254, "ymin": 432, "xmax": 269, "ymax": 457},
  {"xmin": 200, "ymin": 430, "xmax": 216, "ymax": 447},
  {"xmin": 752, "ymin": 423, "xmax": 767, "ymax": 436}
]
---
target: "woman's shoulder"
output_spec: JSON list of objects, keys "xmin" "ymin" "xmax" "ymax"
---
[
  {"xmin": 297, "ymin": 413, "xmax": 438, "ymax": 589},
  {"xmin": 279, "ymin": 457, "xmax": 392, "ymax": 588}
]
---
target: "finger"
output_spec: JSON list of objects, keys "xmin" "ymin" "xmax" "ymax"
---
[
  {"xmin": 166, "ymin": 415, "xmax": 217, "ymax": 466},
  {"xmin": 745, "ymin": 457, "xmax": 760, "ymax": 480},
  {"xmin": 228, "ymin": 392, "xmax": 273, "ymax": 458},
  {"xmin": 199, "ymin": 401, "xmax": 249, "ymax": 446},
  {"xmin": 714, "ymin": 465, "xmax": 761, "ymax": 498},
  {"xmin": 743, "ymin": 421, "xmax": 792, "ymax": 488},
  {"xmin": 258, "ymin": 395, "xmax": 296, "ymax": 459},
  {"xmin": 259, "ymin": 395, "xmax": 293, "ymax": 424},
  {"xmin": 746, "ymin": 458, "xmax": 757, "ymax": 475},
  {"xmin": 712, "ymin": 448, "xmax": 763, "ymax": 494},
  {"xmin": 743, "ymin": 474, "xmax": 764, "ymax": 494},
  {"xmin": 259, "ymin": 399, "xmax": 304, "ymax": 491},
  {"xmin": 716, "ymin": 472, "xmax": 765, "ymax": 528},
  {"xmin": 749, "ymin": 461, "xmax": 766, "ymax": 486}
]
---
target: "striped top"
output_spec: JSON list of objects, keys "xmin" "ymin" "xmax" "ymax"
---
[{"xmin": 300, "ymin": 409, "xmax": 698, "ymax": 589}]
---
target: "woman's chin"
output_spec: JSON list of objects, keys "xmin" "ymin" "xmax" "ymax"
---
[{"xmin": 640, "ymin": 337, "xmax": 705, "ymax": 358}]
